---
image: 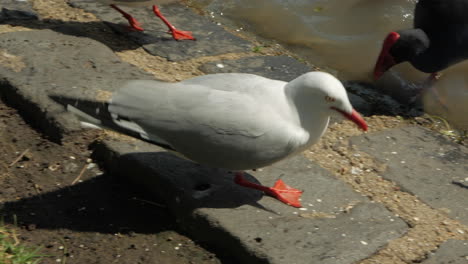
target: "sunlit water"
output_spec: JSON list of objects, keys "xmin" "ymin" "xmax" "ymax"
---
[
  {"xmin": 193, "ymin": 0, "xmax": 417, "ymax": 80},
  {"xmin": 192, "ymin": 0, "xmax": 468, "ymax": 130}
]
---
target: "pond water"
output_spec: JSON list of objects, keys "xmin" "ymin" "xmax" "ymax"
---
[
  {"xmin": 193, "ymin": 0, "xmax": 416, "ymax": 80},
  {"xmin": 192, "ymin": 0, "xmax": 468, "ymax": 130}
]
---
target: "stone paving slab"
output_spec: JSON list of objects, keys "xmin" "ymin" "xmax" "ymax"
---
[
  {"xmin": 93, "ymin": 139, "xmax": 408, "ymax": 264},
  {"xmin": 422, "ymin": 240, "xmax": 468, "ymax": 264},
  {"xmin": 0, "ymin": 29, "xmax": 153, "ymax": 140},
  {"xmin": 344, "ymin": 81, "xmax": 421, "ymax": 117},
  {"xmin": 68, "ymin": 0, "xmax": 252, "ymax": 61},
  {"xmin": 0, "ymin": 29, "xmax": 409, "ymax": 263},
  {"xmin": 350, "ymin": 126, "xmax": 468, "ymax": 225},
  {"xmin": 199, "ymin": 55, "xmax": 312, "ymax": 82},
  {"xmin": 0, "ymin": 0, "xmax": 37, "ymax": 22}
]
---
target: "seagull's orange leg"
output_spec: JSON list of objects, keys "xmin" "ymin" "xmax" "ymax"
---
[{"xmin": 234, "ymin": 172, "xmax": 303, "ymax": 208}]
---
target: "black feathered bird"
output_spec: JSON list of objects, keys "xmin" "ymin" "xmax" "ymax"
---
[{"xmin": 374, "ymin": 0, "xmax": 468, "ymax": 79}]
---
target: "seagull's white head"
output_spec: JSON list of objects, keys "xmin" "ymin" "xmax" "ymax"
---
[{"xmin": 286, "ymin": 72, "xmax": 368, "ymax": 131}]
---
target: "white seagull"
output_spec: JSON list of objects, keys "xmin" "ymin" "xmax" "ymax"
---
[
  {"xmin": 98, "ymin": 0, "xmax": 195, "ymax": 40},
  {"xmin": 51, "ymin": 71, "xmax": 367, "ymax": 207}
]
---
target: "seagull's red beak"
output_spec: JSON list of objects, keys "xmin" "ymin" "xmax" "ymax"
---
[
  {"xmin": 374, "ymin": 32, "xmax": 400, "ymax": 80},
  {"xmin": 332, "ymin": 107, "xmax": 368, "ymax": 131}
]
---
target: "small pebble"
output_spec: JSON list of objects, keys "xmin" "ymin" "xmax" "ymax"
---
[{"xmin": 350, "ymin": 167, "xmax": 362, "ymax": 175}]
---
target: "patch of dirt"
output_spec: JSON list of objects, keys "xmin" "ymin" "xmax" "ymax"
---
[
  {"xmin": 0, "ymin": 101, "xmax": 222, "ymax": 263},
  {"xmin": 0, "ymin": 49, "xmax": 26, "ymax": 72},
  {"xmin": 0, "ymin": 24, "xmax": 34, "ymax": 34},
  {"xmin": 32, "ymin": 0, "xmax": 98, "ymax": 22},
  {"xmin": 117, "ymin": 49, "xmax": 256, "ymax": 82}
]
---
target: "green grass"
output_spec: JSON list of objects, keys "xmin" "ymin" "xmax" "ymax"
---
[
  {"xmin": 252, "ymin": 46, "xmax": 264, "ymax": 53},
  {"xmin": 0, "ymin": 220, "xmax": 44, "ymax": 264}
]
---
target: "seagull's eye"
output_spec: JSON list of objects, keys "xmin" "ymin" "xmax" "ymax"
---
[{"xmin": 325, "ymin": 96, "xmax": 336, "ymax": 103}]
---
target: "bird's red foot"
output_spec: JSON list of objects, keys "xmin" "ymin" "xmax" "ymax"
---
[
  {"xmin": 110, "ymin": 4, "xmax": 144, "ymax": 31},
  {"xmin": 170, "ymin": 29, "xmax": 196, "ymax": 41},
  {"xmin": 418, "ymin": 72, "xmax": 448, "ymax": 110},
  {"xmin": 267, "ymin": 179, "xmax": 303, "ymax": 208},
  {"xmin": 126, "ymin": 17, "xmax": 144, "ymax": 31},
  {"xmin": 234, "ymin": 172, "xmax": 303, "ymax": 208},
  {"xmin": 152, "ymin": 5, "xmax": 195, "ymax": 41},
  {"xmin": 429, "ymin": 72, "xmax": 442, "ymax": 81}
]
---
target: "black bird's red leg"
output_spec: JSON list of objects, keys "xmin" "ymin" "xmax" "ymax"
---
[
  {"xmin": 110, "ymin": 4, "xmax": 144, "ymax": 31},
  {"xmin": 420, "ymin": 73, "xmax": 448, "ymax": 109},
  {"xmin": 152, "ymin": 5, "xmax": 195, "ymax": 41}
]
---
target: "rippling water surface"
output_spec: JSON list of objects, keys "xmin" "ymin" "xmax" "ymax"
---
[
  {"xmin": 192, "ymin": 0, "xmax": 467, "ymax": 130},
  {"xmin": 193, "ymin": 0, "xmax": 417, "ymax": 80}
]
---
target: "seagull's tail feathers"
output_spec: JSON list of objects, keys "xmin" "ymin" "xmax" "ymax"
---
[
  {"xmin": 50, "ymin": 95, "xmax": 115, "ymax": 129},
  {"xmin": 49, "ymin": 95, "xmax": 174, "ymax": 150}
]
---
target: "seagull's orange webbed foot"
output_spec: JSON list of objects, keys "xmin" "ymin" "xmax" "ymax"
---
[
  {"xmin": 170, "ymin": 29, "xmax": 196, "ymax": 41},
  {"xmin": 234, "ymin": 172, "xmax": 303, "ymax": 208}
]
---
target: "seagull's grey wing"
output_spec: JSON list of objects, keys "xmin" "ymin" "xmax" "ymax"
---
[
  {"xmin": 109, "ymin": 79, "xmax": 268, "ymax": 136},
  {"xmin": 109, "ymin": 79, "xmax": 303, "ymax": 169}
]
